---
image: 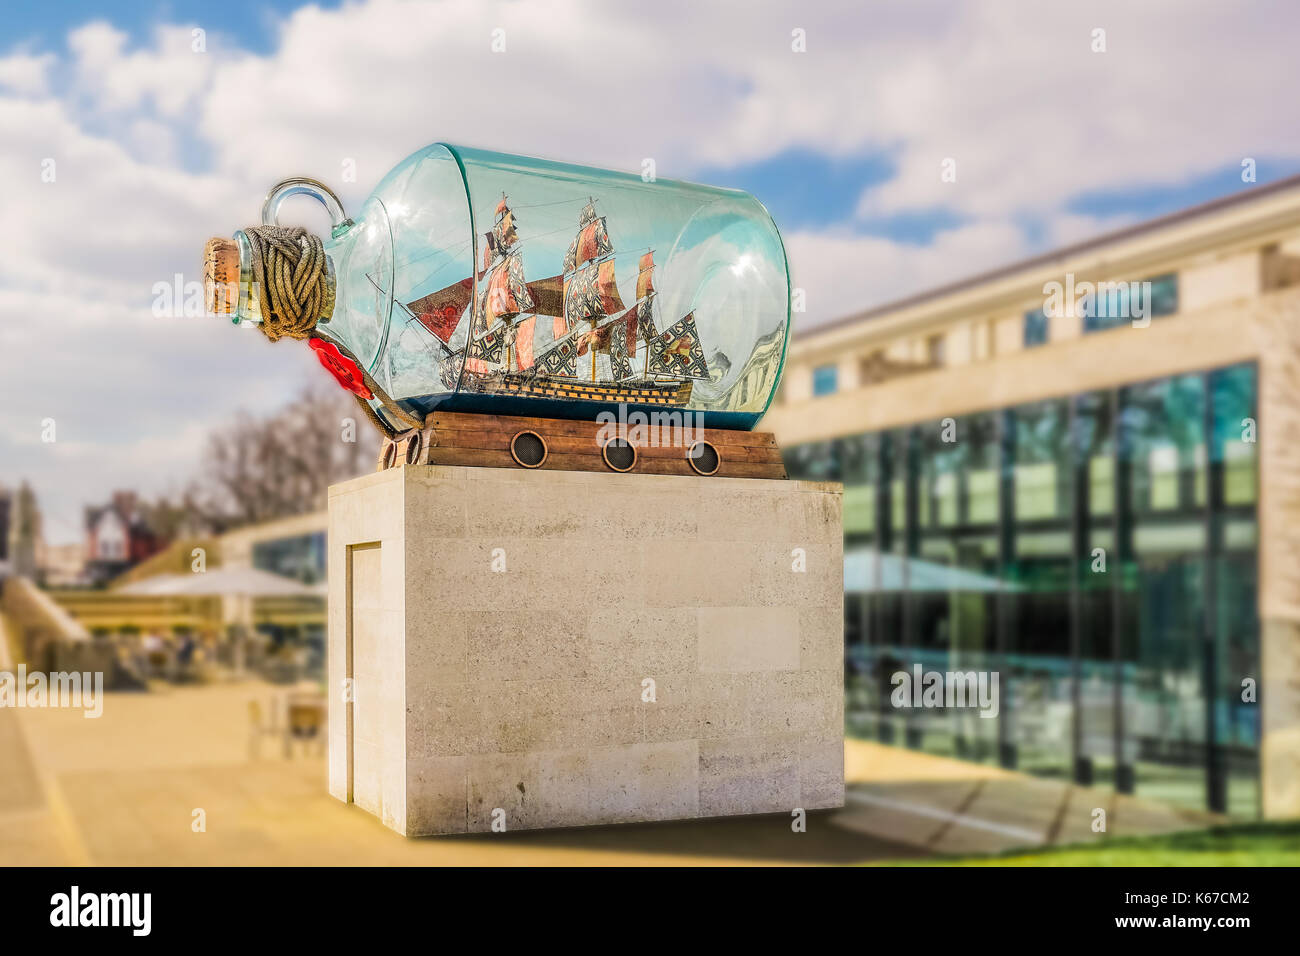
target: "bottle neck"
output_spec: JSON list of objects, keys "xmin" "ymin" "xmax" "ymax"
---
[
  {"xmin": 233, "ymin": 231, "xmax": 263, "ymax": 326},
  {"xmin": 231, "ymin": 229, "xmax": 337, "ymax": 330}
]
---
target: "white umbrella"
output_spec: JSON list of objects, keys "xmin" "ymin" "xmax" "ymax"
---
[
  {"xmin": 116, "ymin": 567, "xmax": 323, "ymax": 598},
  {"xmin": 117, "ymin": 567, "xmax": 323, "ymax": 678}
]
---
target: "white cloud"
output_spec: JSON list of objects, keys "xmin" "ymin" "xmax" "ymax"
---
[
  {"xmin": 852, "ymin": 0, "xmax": 1300, "ymax": 219},
  {"xmin": 785, "ymin": 220, "xmax": 1032, "ymax": 329},
  {"xmin": 68, "ymin": 22, "xmax": 218, "ymax": 117},
  {"xmin": 0, "ymin": 51, "xmax": 54, "ymax": 95},
  {"xmin": 2, "ymin": 0, "xmax": 1299, "ymax": 541}
]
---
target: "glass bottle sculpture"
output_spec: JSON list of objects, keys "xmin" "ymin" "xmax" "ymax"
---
[{"xmin": 205, "ymin": 144, "xmax": 791, "ymax": 434}]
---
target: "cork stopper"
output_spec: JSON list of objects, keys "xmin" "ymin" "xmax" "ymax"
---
[{"xmin": 203, "ymin": 237, "xmax": 240, "ymax": 315}]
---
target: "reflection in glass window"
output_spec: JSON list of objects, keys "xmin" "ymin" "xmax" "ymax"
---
[
  {"xmin": 1074, "ymin": 390, "xmax": 1116, "ymax": 787},
  {"xmin": 1084, "ymin": 273, "xmax": 1178, "ymax": 333},
  {"xmin": 912, "ymin": 413, "xmax": 1001, "ymax": 762},
  {"xmin": 1122, "ymin": 374, "xmax": 1205, "ymax": 520},
  {"xmin": 1210, "ymin": 364, "xmax": 1260, "ymax": 817},
  {"xmin": 1007, "ymin": 398, "xmax": 1073, "ymax": 778},
  {"xmin": 1213, "ymin": 364, "xmax": 1258, "ymax": 507},
  {"xmin": 839, "ymin": 434, "xmax": 878, "ymax": 539},
  {"xmin": 1120, "ymin": 373, "xmax": 1209, "ymax": 813},
  {"xmin": 1146, "ymin": 273, "xmax": 1179, "ymax": 318},
  {"xmin": 783, "ymin": 361, "xmax": 1257, "ymax": 816},
  {"xmin": 783, "ymin": 440, "xmax": 839, "ymax": 482},
  {"xmin": 252, "ymin": 532, "xmax": 327, "ymax": 584}
]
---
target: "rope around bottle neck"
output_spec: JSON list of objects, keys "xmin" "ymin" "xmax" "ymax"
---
[{"xmin": 244, "ymin": 225, "xmax": 328, "ymax": 341}]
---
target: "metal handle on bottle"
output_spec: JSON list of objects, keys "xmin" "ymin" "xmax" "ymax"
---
[{"xmin": 261, "ymin": 178, "xmax": 354, "ymax": 237}]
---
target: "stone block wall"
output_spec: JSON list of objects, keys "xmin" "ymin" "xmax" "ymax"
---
[{"xmin": 328, "ymin": 465, "xmax": 843, "ymax": 835}]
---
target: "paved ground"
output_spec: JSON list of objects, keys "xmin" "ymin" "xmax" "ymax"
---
[
  {"xmin": 838, "ymin": 742, "xmax": 1220, "ymax": 858},
  {"xmin": 0, "ymin": 674, "xmax": 1221, "ymax": 866}
]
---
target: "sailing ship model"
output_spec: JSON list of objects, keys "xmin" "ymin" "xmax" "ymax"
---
[{"xmin": 405, "ymin": 196, "xmax": 711, "ymax": 409}]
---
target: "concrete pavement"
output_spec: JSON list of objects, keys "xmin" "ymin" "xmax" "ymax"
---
[{"xmin": 0, "ymin": 679, "xmax": 1221, "ymax": 866}]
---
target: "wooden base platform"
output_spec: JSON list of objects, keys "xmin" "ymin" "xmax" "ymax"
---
[{"xmin": 378, "ymin": 411, "xmax": 787, "ymax": 480}]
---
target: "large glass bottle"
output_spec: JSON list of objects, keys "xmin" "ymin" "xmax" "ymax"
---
[{"xmin": 209, "ymin": 144, "xmax": 791, "ymax": 432}]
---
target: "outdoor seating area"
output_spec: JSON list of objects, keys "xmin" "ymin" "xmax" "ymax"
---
[
  {"xmin": 91, "ymin": 624, "xmax": 323, "ymax": 688},
  {"xmin": 2, "ymin": 565, "xmax": 326, "ymax": 690},
  {"xmin": 249, "ymin": 684, "xmax": 328, "ymax": 759}
]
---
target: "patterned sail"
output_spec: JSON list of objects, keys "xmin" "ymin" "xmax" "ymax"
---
[
  {"xmin": 526, "ymin": 274, "xmax": 565, "ymax": 319},
  {"xmin": 563, "ymin": 217, "xmax": 613, "ymax": 274},
  {"xmin": 608, "ymin": 312, "xmax": 635, "ymax": 380},
  {"xmin": 536, "ymin": 337, "xmax": 579, "ymax": 377},
  {"xmin": 564, "ymin": 259, "xmax": 624, "ymax": 326},
  {"xmin": 407, "ymin": 277, "xmax": 474, "ymax": 343},
  {"xmin": 636, "ymin": 252, "xmax": 656, "ymax": 301},
  {"xmin": 423, "ymin": 191, "xmax": 712, "ymax": 406},
  {"xmin": 482, "ymin": 250, "xmax": 535, "ymax": 325},
  {"xmin": 577, "ymin": 321, "xmax": 612, "ymax": 357},
  {"xmin": 492, "ymin": 196, "xmax": 518, "ymax": 252},
  {"xmin": 439, "ymin": 348, "xmax": 465, "ymax": 389},
  {"xmin": 576, "ymin": 305, "xmax": 634, "ymax": 353},
  {"xmin": 647, "ymin": 312, "xmax": 709, "ymax": 379},
  {"xmin": 467, "ymin": 319, "xmax": 506, "ymax": 373},
  {"xmin": 511, "ymin": 316, "xmax": 536, "ymax": 370},
  {"xmin": 637, "ymin": 293, "xmax": 658, "ymax": 342},
  {"xmin": 634, "ymin": 252, "xmax": 658, "ymax": 341},
  {"xmin": 463, "ymin": 338, "xmax": 491, "ymax": 375}
]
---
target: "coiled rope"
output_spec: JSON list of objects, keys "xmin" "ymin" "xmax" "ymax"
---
[{"xmin": 243, "ymin": 225, "xmax": 329, "ymax": 341}]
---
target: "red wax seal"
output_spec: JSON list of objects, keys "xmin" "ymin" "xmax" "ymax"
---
[{"xmin": 308, "ymin": 337, "xmax": 373, "ymax": 400}]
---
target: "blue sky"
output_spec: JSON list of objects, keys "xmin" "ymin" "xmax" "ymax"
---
[
  {"xmin": 3, "ymin": 0, "xmax": 1300, "ymax": 543},
  {"xmin": 710, "ymin": 152, "xmax": 1300, "ymax": 248},
  {"xmin": 3, "ymin": 0, "xmax": 339, "ymax": 53},
  {"xmin": 699, "ymin": 149, "xmax": 967, "ymax": 244},
  {"xmin": 8, "ymin": 2, "xmax": 1297, "ymax": 257}
]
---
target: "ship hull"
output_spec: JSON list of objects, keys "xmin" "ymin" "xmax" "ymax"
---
[
  {"xmin": 399, "ymin": 390, "xmax": 762, "ymax": 433},
  {"xmin": 481, "ymin": 371, "xmax": 692, "ymax": 407},
  {"xmin": 391, "ymin": 369, "xmax": 769, "ymax": 432}
]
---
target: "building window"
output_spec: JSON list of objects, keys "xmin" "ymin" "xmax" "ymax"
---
[
  {"xmin": 1146, "ymin": 273, "xmax": 1179, "ymax": 317},
  {"xmin": 1024, "ymin": 308, "xmax": 1049, "ymax": 347},
  {"xmin": 782, "ymin": 360, "xmax": 1259, "ymax": 818},
  {"xmin": 812, "ymin": 363, "xmax": 838, "ymax": 397},
  {"xmin": 1084, "ymin": 273, "xmax": 1179, "ymax": 332},
  {"xmin": 253, "ymin": 532, "xmax": 327, "ymax": 584},
  {"xmin": 783, "ymin": 440, "xmax": 840, "ymax": 482}
]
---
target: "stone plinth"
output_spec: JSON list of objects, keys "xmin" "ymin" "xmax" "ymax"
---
[{"xmin": 327, "ymin": 464, "xmax": 843, "ymax": 836}]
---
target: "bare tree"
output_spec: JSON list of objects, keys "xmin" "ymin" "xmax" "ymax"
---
[{"xmin": 190, "ymin": 385, "xmax": 381, "ymax": 528}]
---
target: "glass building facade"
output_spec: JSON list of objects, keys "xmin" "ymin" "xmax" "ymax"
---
[
  {"xmin": 786, "ymin": 362, "xmax": 1260, "ymax": 817},
  {"xmin": 252, "ymin": 532, "xmax": 327, "ymax": 584}
]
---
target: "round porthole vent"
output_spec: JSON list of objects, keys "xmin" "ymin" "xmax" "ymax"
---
[
  {"xmin": 601, "ymin": 437, "xmax": 637, "ymax": 473},
  {"xmin": 510, "ymin": 430, "xmax": 548, "ymax": 468},
  {"xmin": 686, "ymin": 440, "xmax": 721, "ymax": 476},
  {"xmin": 405, "ymin": 432, "xmax": 423, "ymax": 465}
]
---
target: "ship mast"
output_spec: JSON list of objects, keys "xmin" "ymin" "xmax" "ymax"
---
[
  {"xmin": 561, "ymin": 198, "xmax": 622, "ymax": 383},
  {"xmin": 522, "ymin": 198, "xmax": 705, "ymax": 393},
  {"xmin": 470, "ymin": 193, "xmax": 535, "ymax": 375},
  {"xmin": 635, "ymin": 251, "xmax": 658, "ymax": 380}
]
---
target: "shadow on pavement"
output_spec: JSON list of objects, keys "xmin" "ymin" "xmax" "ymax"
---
[{"xmin": 423, "ymin": 808, "xmax": 930, "ymax": 864}]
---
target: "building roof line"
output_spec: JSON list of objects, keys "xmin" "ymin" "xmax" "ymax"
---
[{"xmin": 805, "ymin": 171, "xmax": 1300, "ymax": 337}]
